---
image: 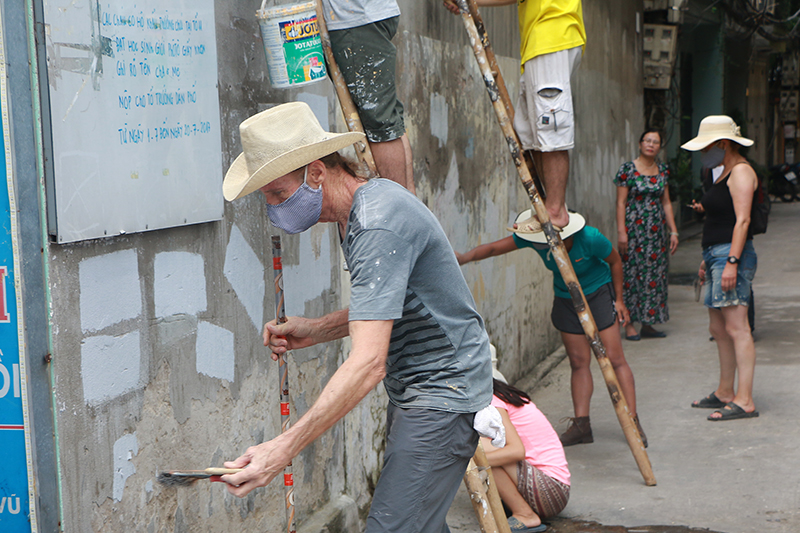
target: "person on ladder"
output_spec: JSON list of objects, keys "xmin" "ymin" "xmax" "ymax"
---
[
  {"xmin": 444, "ymin": 0, "xmax": 585, "ymax": 230},
  {"xmin": 322, "ymin": 0, "xmax": 415, "ymax": 193}
]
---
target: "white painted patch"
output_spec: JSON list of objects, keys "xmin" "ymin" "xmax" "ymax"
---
[
  {"xmin": 283, "ymin": 225, "xmax": 332, "ymax": 315},
  {"xmin": 297, "ymin": 92, "xmax": 329, "ymax": 131},
  {"xmin": 79, "ymin": 249, "xmax": 141, "ymax": 332},
  {"xmin": 224, "ymin": 224, "xmax": 265, "ymax": 332},
  {"xmin": 81, "ymin": 332, "xmax": 141, "ymax": 405},
  {"xmin": 432, "ymin": 153, "xmax": 469, "ymax": 251},
  {"xmin": 430, "ymin": 92, "xmax": 449, "ymax": 147},
  {"xmin": 154, "ymin": 251, "xmax": 207, "ymax": 318},
  {"xmin": 196, "ymin": 321, "xmax": 235, "ymax": 381},
  {"xmin": 112, "ymin": 432, "xmax": 138, "ymax": 502}
]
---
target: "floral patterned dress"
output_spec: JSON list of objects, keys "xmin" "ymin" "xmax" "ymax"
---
[{"xmin": 614, "ymin": 161, "xmax": 670, "ymax": 325}]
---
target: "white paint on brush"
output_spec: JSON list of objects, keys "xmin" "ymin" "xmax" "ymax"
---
[
  {"xmin": 79, "ymin": 249, "xmax": 141, "ymax": 332},
  {"xmin": 112, "ymin": 432, "xmax": 138, "ymax": 502},
  {"xmin": 430, "ymin": 92, "xmax": 449, "ymax": 148},
  {"xmin": 154, "ymin": 251, "xmax": 207, "ymax": 318},
  {"xmin": 196, "ymin": 321, "xmax": 235, "ymax": 382},
  {"xmin": 81, "ymin": 332, "xmax": 141, "ymax": 405},
  {"xmin": 224, "ymin": 224, "xmax": 265, "ymax": 332},
  {"xmin": 284, "ymin": 225, "xmax": 332, "ymax": 314}
]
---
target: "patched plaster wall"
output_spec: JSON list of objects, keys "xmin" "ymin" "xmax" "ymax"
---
[{"xmin": 45, "ymin": 1, "xmax": 643, "ymax": 531}]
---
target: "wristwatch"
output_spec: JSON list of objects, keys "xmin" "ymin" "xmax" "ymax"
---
[{"xmin": 727, "ymin": 256, "xmax": 740, "ymax": 264}]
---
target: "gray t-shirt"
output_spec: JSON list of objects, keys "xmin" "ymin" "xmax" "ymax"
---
[
  {"xmin": 321, "ymin": 0, "xmax": 400, "ymax": 31},
  {"xmin": 343, "ymin": 179, "xmax": 492, "ymax": 413}
]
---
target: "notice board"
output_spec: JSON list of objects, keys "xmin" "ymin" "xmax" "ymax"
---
[{"xmin": 44, "ymin": 1, "xmax": 223, "ymax": 243}]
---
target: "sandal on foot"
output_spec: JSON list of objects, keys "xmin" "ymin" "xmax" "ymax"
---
[
  {"xmin": 508, "ymin": 214, "xmax": 563, "ymax": 235},
  {"xmin": 692, "ymin": 391, "xmax": 727, "ymax": 409},
  {"xmin": 507, "ymin": 516, "xmax": 547, "ymax": 533},
  {"xmin": 708, "ymin": 402, "xmax": 759, "ymax": 421}
]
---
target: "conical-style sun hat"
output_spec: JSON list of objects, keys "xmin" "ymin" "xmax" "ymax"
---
[
  {"xmin": 681, "ymin": 115, "xmax": 753, "ymax": 151},
  {"xmin": 223, "ymin": 102, "xmax": 365, "ymax": 201},
  {"xmin": 511, "ymin": 209, "xmax": 586, "ymax": 244}
]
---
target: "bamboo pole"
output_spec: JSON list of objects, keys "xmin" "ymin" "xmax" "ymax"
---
[
  {"xmin": 454, "ymin": 0, "xmax": 655, "ymax": 486},
  {"xmin": 464, "ymin": 444, "xmax": 508, "ymax": 533},
  {"xmin": 272, "ymin": 236, "xmax": 298, "ymax": 533},
  {"xmin": 472, "ymin": 442, "xmax": 512, "ymax": 533},
  {"xmin": 314, "ymin": 0, "xmax": 378, "ymax": 176}
]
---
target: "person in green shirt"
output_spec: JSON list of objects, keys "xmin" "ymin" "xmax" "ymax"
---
[{"xmin": 456, "ymin": 211, "xmax": 646, "ymax": 447}]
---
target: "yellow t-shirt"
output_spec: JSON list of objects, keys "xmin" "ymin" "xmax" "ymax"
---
[{"xmin": 518, "ymin": 0, "xmax": 586, "ymax": 67}]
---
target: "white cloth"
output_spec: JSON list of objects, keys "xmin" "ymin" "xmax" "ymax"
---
[{"xmin": 473, "ymin": 405, "xmax": 506, "ymax": 448}]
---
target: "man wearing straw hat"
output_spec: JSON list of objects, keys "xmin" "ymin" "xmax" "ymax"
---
[{"xmin": 220, "ymin": 102, "xmax": 492, "ymax": 532}]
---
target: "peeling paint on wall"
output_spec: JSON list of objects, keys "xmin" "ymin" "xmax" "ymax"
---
[
  {"xmin": 196, "ymin": 321, "xmax": 235, "ymax": 381},
  {"xmin": 112, "ymin": 433, "xmax": 138, "ymax": 502},
  {"xmin": 283, "ymin": 225, "xmax": 332, "ymax": 315},
  {"xmin": 79, "ymin": 249, "xmax": 141, "ymax": 332},
  {"xmin": 81, "ymin": 332, "xmax": 141, "ymax": 405},
  {"xmin": 223, "ymin": 224, "xmax": 265, "ymax": 332},
  {"xmin": 154, "ymin": 251, "xmax": 207, "ymax": 318}
]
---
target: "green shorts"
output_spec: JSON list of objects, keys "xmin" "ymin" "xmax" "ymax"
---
[{"xmin": 328, "ymin": 17, "xmax": 405, "ymax": 143}]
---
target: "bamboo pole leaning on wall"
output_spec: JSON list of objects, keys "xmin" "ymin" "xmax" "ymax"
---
[
  {"xmin": 314, "ymin": 0, "xmax": 378, "ymax": 176},
  {"xmin": 454, "ymin": 0, "xmax": 656, "ymax": 486}
]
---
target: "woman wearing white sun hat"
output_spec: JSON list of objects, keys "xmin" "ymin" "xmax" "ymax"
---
[
  {"xmin": 683, "ymin": 115, "xmax": 759, "ymax": 421},
  {"xmin": 455, "ymin": 212, "xmax": 646, "ymax": 449}
]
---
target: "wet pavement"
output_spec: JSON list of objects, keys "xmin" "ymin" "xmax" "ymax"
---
[{"xmin": 447, "ymin": 203, "xmax": 800, "ymax": 533}]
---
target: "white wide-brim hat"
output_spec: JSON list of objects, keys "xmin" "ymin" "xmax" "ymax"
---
[
  {"xmin": 223, "ymin": 102, "xmax": 365, "ymax": 201},
  {"xmin": 681, "ymin": 115, "xmax": 753, "ymax": 151},
  {"xmin": 512, "ymin": 209, "xmax": 586, "ymax": 244}
]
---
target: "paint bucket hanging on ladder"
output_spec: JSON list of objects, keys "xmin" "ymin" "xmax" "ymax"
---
[{"xmin": 257, "ymin": 1, "xmax": 327, "ymax": 88}]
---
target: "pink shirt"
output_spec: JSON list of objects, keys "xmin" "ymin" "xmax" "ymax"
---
[{"xmin": 491, "ymin": 396, "xmax": 570, "ymax": 486}]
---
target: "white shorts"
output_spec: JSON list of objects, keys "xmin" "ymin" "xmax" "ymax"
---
[{"xmin": 514, "ymin": 46, "xmax": 582, "ymax": 152}]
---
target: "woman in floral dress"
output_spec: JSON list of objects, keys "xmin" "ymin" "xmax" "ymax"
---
[{"xmin": 614, "ymin": 129, "xmax": 679, "ymax": 340}]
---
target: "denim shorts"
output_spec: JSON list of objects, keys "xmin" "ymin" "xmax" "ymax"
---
[{"xmin": 702, "ymin": 241, "xmax": 757, "ymax": 308}]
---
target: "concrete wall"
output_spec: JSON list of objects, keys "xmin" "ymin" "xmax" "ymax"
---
[{"xmin": 40, "ymin": 0, "xmax": 643, "ymax": 531}]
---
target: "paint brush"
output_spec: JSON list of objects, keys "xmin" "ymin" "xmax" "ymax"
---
[{"xmin": 156, "ymin": 468, "xmax": 243, "ymax": 487}]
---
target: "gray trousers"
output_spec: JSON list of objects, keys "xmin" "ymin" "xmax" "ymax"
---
[{"xmin": 366, "ymin": 403, "xmax": 478, "ymax": 533}]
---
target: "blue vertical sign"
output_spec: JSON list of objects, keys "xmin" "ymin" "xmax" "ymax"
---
[{"xmin": 0, "ymin": 10, "xmax": 35, "ymax": 531}]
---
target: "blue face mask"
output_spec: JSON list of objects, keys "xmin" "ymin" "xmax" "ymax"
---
[
  {"xmin": 266, "ymin": 166, "xmax": 323, "ymax": 234},
  {"xmin": 701, "ymin": 145, "xmax": 725, "ymax": 169}
]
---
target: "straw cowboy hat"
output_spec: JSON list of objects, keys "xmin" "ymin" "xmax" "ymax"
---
[
  {"xmin": 681, "ymin": 115, "xmax": 754, "ymax": 151},
  {"xmin": 512, "ymin": 209, "xmax": 586, "ymax": 244},
  {"xmin": 223, "ymin": 102, "xmax": 365, "ymax": 201}
]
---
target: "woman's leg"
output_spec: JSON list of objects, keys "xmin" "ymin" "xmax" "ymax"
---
[
  {"xmin": 708, "ymin": 308, "xmax": 737, "ymax": 404},
  {"xmin": 625, "ymin": 321, "xmax": 639, "ymax": 338},
  {"xmin": 709, "ymin": 305, "xmax": 756, "ymax": 417},
  {"xmin": 492, "ymin": 464, "xmax": 541, "ymax": 528},
  {"xmin": 598, "ymin": 324, "xmax": 637, "ymax": 416},
  {"xmin": 562, "ymin": 332, "xmax": 593, "ymax": 417}
]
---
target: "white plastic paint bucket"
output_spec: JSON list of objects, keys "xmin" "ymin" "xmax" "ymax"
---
[{"xmin": 257, "ymin": 2, "xmax": 327, "ymax": 89}]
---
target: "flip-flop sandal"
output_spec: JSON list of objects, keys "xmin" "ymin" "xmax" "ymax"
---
[
  {"xmin": 692, "ymin": 391, "xmax": 727, "ymax": 409},
  {"xmin": 507, "ymin": 516, "xmax": 547, "ymax": 532},
  {"xmin": 508, "ymin": 215, "xmax": 563, "ymax": 234},
  {"xmin": 708, "ymin": 402, "xmax": 759, "ymax": 421}
]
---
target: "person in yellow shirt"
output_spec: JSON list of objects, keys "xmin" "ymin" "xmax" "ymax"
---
[{"xmin": 444, "ymin": 0, "xmax": 585, "ymax": 231}]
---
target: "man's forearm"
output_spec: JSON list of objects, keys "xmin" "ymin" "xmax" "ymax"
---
[
  {"xmin": 310, "ymin": 308, "xmax": 350, "ymax": 343},
  {"xmin": 276, "ymin": 320, "xmax": 390, "ymax": 458}
]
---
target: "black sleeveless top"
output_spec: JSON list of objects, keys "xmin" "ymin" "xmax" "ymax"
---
[{"xmin": 700, "ymin": 171, "xmax": 753, "ymax": 248}]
